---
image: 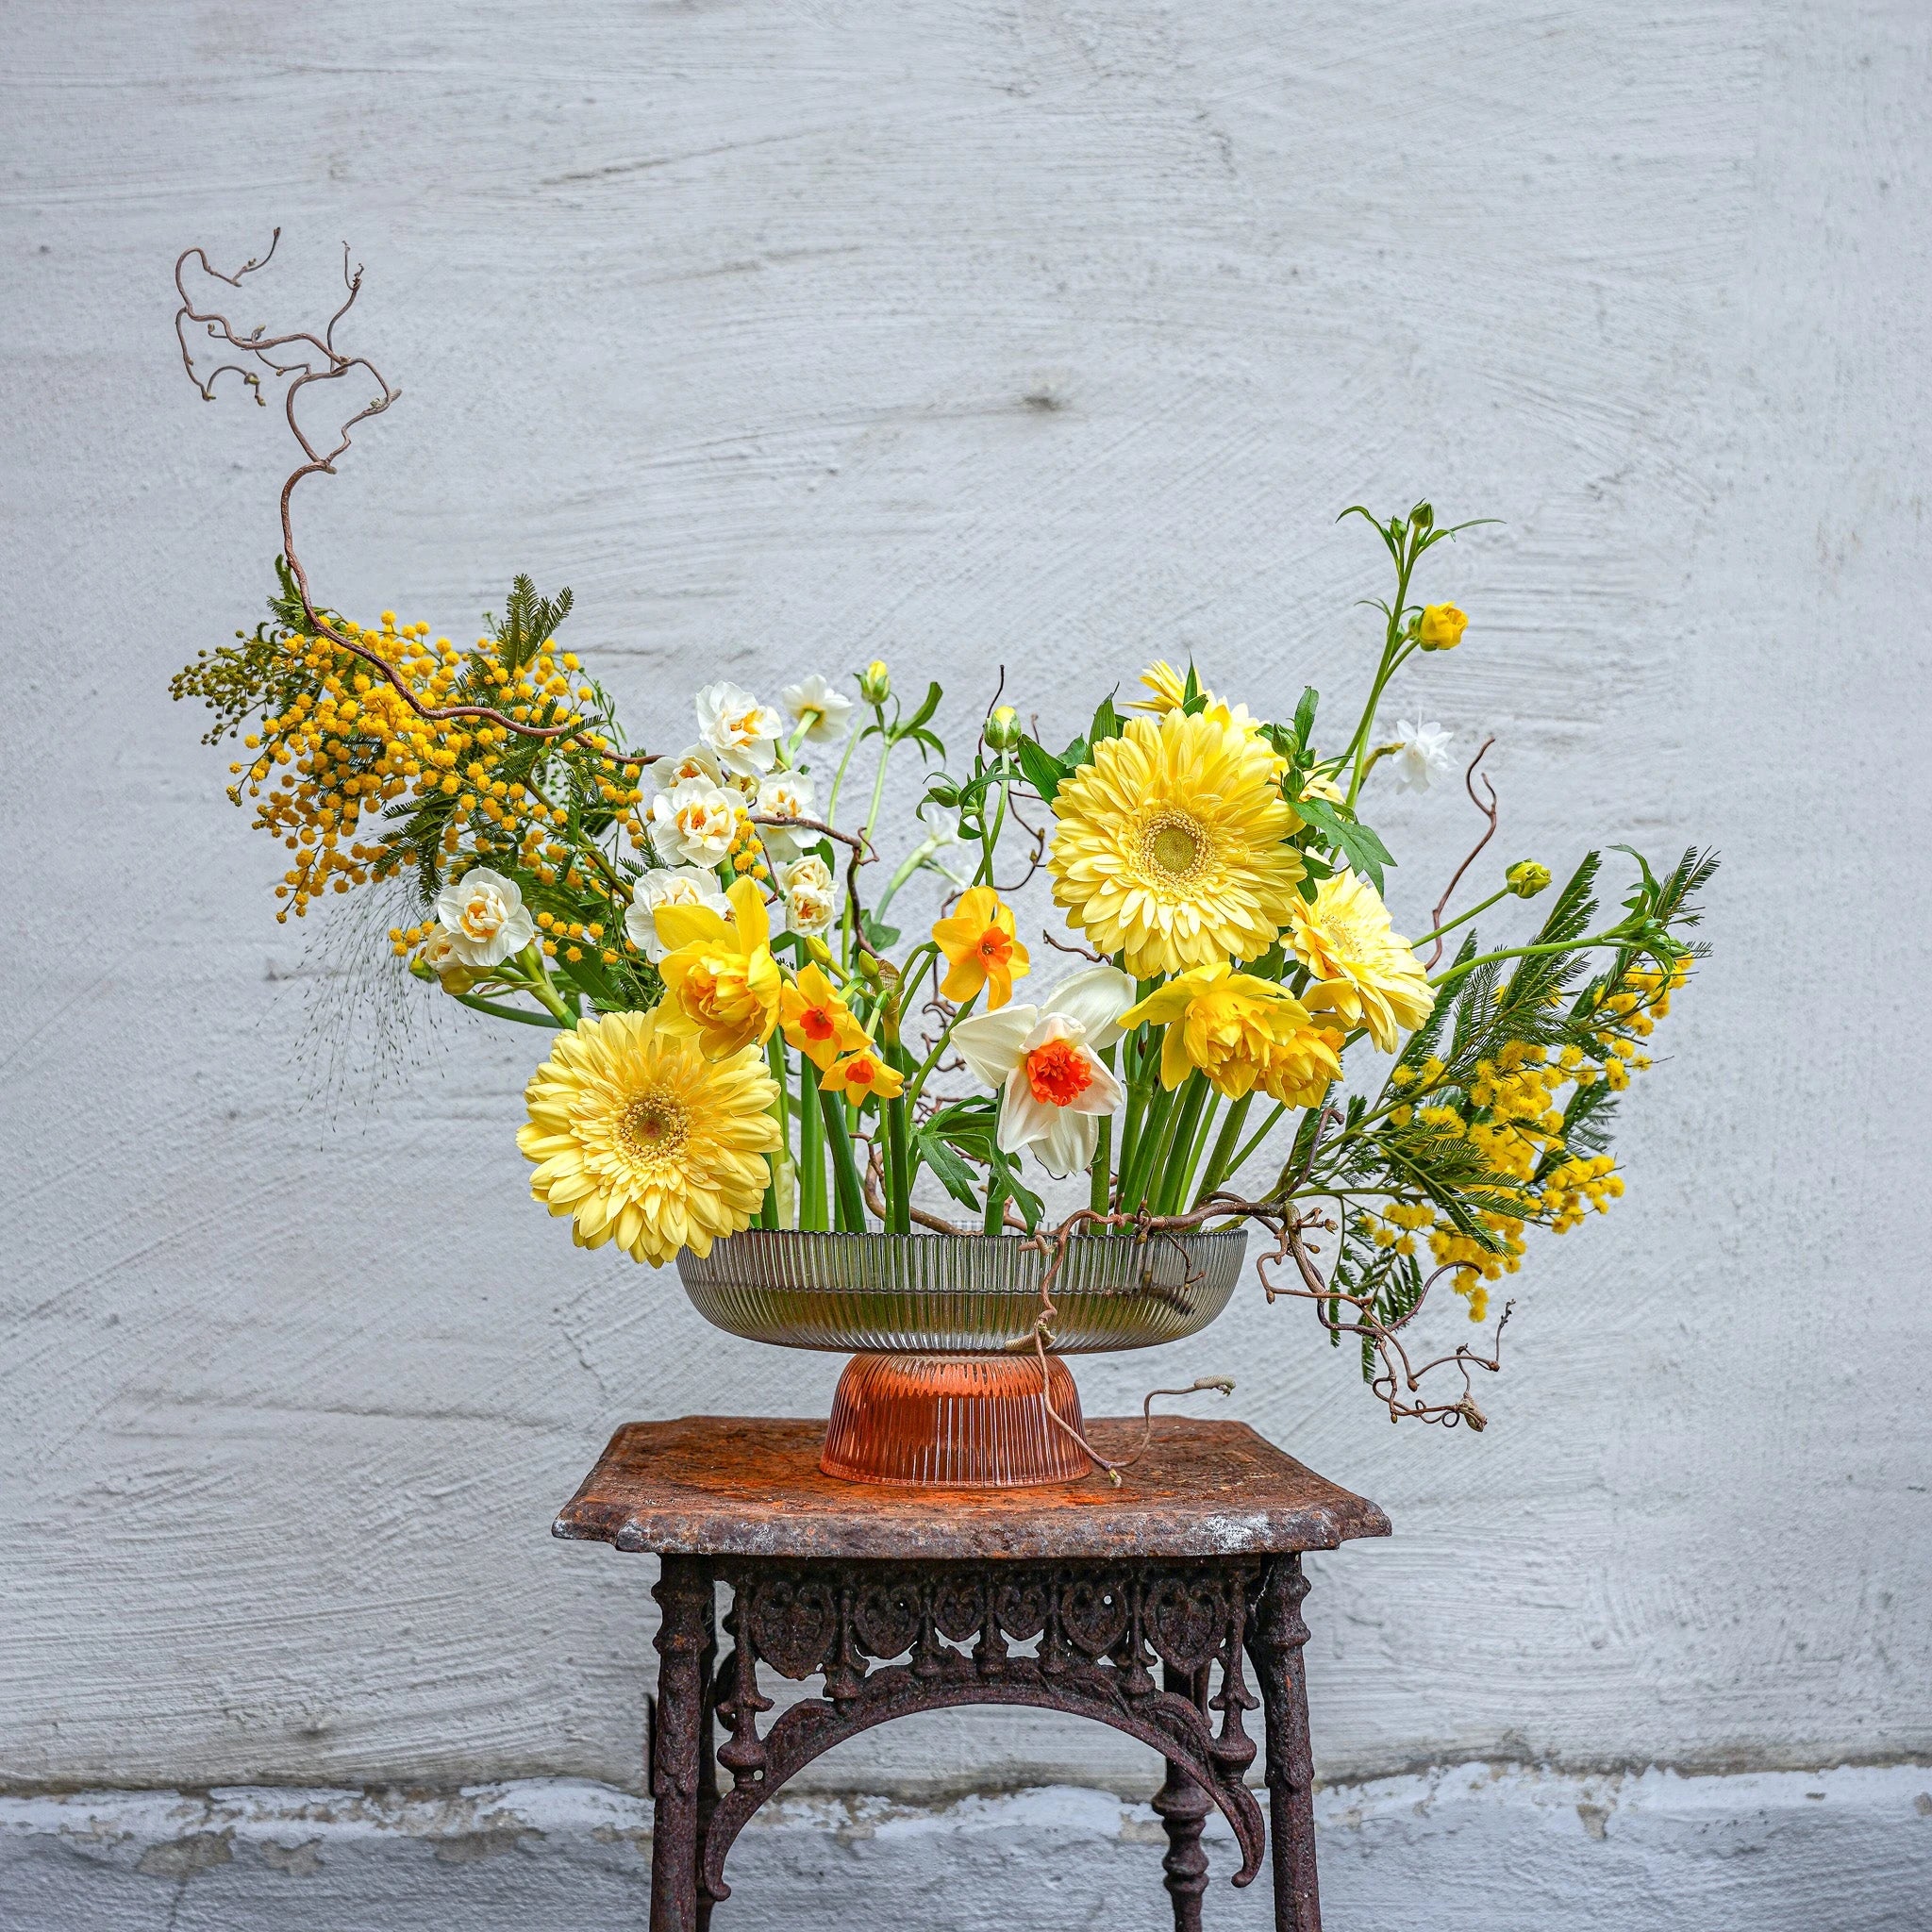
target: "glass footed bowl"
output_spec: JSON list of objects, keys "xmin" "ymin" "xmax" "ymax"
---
[{"xmin": 676, "ymin": 1226, "xmax": 1248, "ymax": 1355}]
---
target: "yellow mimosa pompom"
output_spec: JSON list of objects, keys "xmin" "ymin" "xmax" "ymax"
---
[
  {"xmin": 518, "ymin": 1008, "xmax": 779, "ymax": 1266},
  {"xmin": 1048, "ymin": 710, "xmax": 1305, "ymax": 979}
]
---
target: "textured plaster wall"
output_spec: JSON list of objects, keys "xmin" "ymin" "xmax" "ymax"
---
[{"xmin": 3, "ymin": 0, "xmax": 1929, "ymax": 1887}]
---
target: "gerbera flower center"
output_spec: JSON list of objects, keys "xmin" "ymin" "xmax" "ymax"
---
[
  {"xmin": 617, "ymin": 1088, "xmax": 691, "ymax": 1166},
  {"xmin": 1025, "ymin": 1038, "xmax": 1092, "ymax": 1107},
  {"xmin": 1141, "ymin": 810, "xmax": 1208, "ymax": 882}
]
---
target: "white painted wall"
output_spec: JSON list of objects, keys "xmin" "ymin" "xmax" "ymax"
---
[{"xmin": 4, "ymin": 0, "xmax": 1930, "ymax": 1922}]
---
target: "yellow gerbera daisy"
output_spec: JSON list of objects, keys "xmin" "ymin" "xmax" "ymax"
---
[
  {"xmin": 1048, "ymin": 710, "xmax": 1304, "ymax": 978},
  {"xmin": 1286, "ymin": 871, "xmax": 1435, "ymax": 1051},
  {"xmin": 1127, "ymin": 659, "xmax": 1190, "ymax": 714},
  {"xmin": 519, "ymin": 1008, "xmax": 779, "ymax": 1266}
]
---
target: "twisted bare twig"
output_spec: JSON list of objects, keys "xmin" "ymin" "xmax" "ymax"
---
[
  {"xmin": 1424, "ymin": 736, "xmax": 1497, "ymax": 968},
  {"xmin": 175, "ymin": 231, "xmax": 646, "ymax": 756}
]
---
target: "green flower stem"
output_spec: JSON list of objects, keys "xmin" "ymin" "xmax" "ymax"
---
[
  {"xmin": 514, "ymin": 945, "xmax": 579, "ymax": 1026},
  {"xmin": 823, "ymin": 716, "xmax": 866, "ymax": 825},
  {"xmin": 841, "ymin": 708, "xmax": 894, "ymax": 968},
  {"xmin": 974, "ymin": 760, "xmax": 1011, "ymax": 887},
  {"xmin": 982, "ymin": 1176, "xmax": 1006, "ymax": 1236},
  {"xmin": 1410, "ymin": 887, "xmax": 1511, "ymax": 950},
  {"xmin": 873, "ymin": 835, "xmax": 944, "ymax": 924},
  {"xmin": 1224, "ymin": 1101, "xmax": 1288, "ymax": 1180},
  {"xmin": 766, "ymin": 1035, "xmax": 792, "ymax": 1228},
  {"xmin": 821, "ymin": 1088, "xmax": 867, "ymax": 1232},
  {"xmin": 1131, "ymin": 1076, "xmax": 1196, "ymax": 1215},
  {"xmin": 1428, "ymin": 926, "xmax": 1645, "ymax": 990},
  {"xmin": 903, "ymin": 974, "xmax": 974, "ymax": 1108},
  {"xmin": 1117, "ymin": 1075, "xmax": 1171, "ymax": 1214},
  {"xmin": 797, "ymin": 1054, "xmax": 828, "ymax": 1231},
  {"xmin": 1155, "ymin": 1077, "xmax": 1213, "ymax": 1215},
  {"xmin": 884, "ymin": 1091, "xmax": 912, "ymax": 1235},
  {"xmin": 447, "ymin": 990, "xmax": 566, "ymax": 1029},
  {"xmin": 1192, "ymin": 1091, "xmax": 1255, "ymax": 1207},
  {"xmin": 1088, "ymin": 1114, "xmax": 1113, "ymax": 1220}
]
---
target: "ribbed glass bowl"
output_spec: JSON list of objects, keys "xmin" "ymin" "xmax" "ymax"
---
[{"xmin": 676, "ymin": 1227, "xmax": 1247, "ymax": 1355}]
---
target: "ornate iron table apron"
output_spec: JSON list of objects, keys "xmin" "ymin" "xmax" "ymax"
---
[{"xmin": 555, "ymin": 1416, "xmax": 1390, "ymax": 1932}]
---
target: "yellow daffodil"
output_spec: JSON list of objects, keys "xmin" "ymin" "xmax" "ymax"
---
[
  {"xmin": 932, "ymin": 885, "xmax": 1029, "ymax": 1009},
  {"xmin": 1418, "ymin": 603, "xmax": 1469, "ymax": 650},
  {"xmin": 1121, "ymin": 963, "xmax": 1342, "ymax": 1106},
  {"xmin": 820, "ymin": 1043, "xmax": 905, "ymax": 1102},
  {"xmin": 1286, "ymin": 871, "xmax": 1435, "ymax": 1052},
  {"xmin": 655, "ymin": 875, "xmax": 782, "ymax": 1056},
  {"xmin": 779, "ymin": 962, "xmax": 869, "ymax": 1072},
  {"xmin": 519, "ymin": 1008, "xmax": 779, "ymax": 1266},
  {"xmin": 1048, "ymin": 709, "xmax": 1304, "ymax": 978}
]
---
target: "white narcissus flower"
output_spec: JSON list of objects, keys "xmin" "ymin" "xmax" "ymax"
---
[
  {"xmin": 656, "ymin": 743, "xmax": 725, "ymax": 791},
  {"xmin": 755, "ymin": 770, "xmax": 817, "ymax": 862},
  {"xmin": 780, "ymin": 855, "xmax": 838, "ymax": 936},
  {"xmin": 650, "ymin": 780, "xmax": 740, "ymax": 868},
  {"xmin": 951, "ymin": 965, "xmax": 1137, "ymax": 1178},
  {"xmin": 1390, "ymin": 719, "xmax": 1453, "ymax": 791},
  {"xmin": 623, "ymin": 866, "xmax": 732, "ymax": 962},
  {"xmin": 694, "ymin": 681, "xmax": 784, "ymax": 777},
  {"xmin": 434, "ymin": 865, "xmax": 536, "ymax": 969},
  {"xmin": 780, "ymin": 673, "xmax": 855, "ymax": 744}
]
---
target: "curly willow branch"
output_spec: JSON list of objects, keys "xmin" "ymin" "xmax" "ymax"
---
[{"xmin": 174, "ymin": 230, "xmax": 644, "ymax": 755}]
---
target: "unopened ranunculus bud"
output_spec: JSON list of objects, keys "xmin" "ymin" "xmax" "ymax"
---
[
  {"xmin": 1506, "ymin": 860, "xmax": 1551, "ymax": 899},
  {"xmin": 984, "ymin": 705, "xmax": 1022, "ymax": 751},
  {"xmin": 1417, "ymin": 603, "xmax": 1469, "ymax": 651},
  {"xmin": 858, "ymin": 659, "xmax": 891, "ymax": 705}
]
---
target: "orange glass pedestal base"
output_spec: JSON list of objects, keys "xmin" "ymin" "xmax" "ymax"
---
[{"xmin": 819, "ymin": 1352, "xmax": 1091, "ymax": 1488}]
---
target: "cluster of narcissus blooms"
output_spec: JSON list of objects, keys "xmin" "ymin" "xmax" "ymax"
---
[{"xmin": 183, "ymin": 508, "xmax": 1704, "ymax": 1382}]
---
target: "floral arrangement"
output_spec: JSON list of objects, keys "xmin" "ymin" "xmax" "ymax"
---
[{"xmin": 171, "ymin": 235, "xmax": 1712, "ymax": 1426}]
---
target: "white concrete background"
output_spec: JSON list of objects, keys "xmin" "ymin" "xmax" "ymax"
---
[{"xmin": 4, "ymin": 1, "xmax": 1930, "ymax": 1924}]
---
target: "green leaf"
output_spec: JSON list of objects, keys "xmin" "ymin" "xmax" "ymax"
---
[
  {"xmin": 1016, "ymin": 736, "xmax": 1065, "ymax": 804},
  {"xmin": 988, "ymin": 1146, "xmax": 1043, "ymax": 1230},
  {"xmin": 1058, "ymin": 733, "xmax": 1091, "ymax": 772},
  {"xmin": 1292, "ymin": 793, "xmax": 1396, "ymax": 891},
  {"xmin": 914, "ymin": 1129, "xmax": 983, "ymax": 1211},
  {"xmin": 900, "ymin": 681, "xmax": 943, "ymax": 736},
  {"xmin": 861, "ymin": 913, "xmax": 901, "ymax": 950},
  {"xmin": 1290, "ymin": 686, "xmax": 1319, "ymax": 757},
  {"xmin": 489, "ymin": 574, "xmax": 574, "ymax": 675},
  {"xmin": 1088, "ymin": 691, "xmax": 1124, "ymax": 750}
]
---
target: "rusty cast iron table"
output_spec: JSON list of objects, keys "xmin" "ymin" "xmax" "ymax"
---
[{"xmin": 555, "ymin": 1416, "xmax": 1388, "ymax": 1931}]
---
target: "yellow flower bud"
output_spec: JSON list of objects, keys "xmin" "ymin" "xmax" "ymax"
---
[
  {"xmin": 1506, "ymin": 860, "xmax": 1551, "ymax": 899},
  {"xmin": 858, "ymin": 659, "xmax": 891, "ymax": 705},
  {"xmin": 984, "ymin": 704, "xmax": 1023, "ymax": 751},
  {"xmin": 1418, "ymin": 603, "xmax": 1469, "ymax": 651}
]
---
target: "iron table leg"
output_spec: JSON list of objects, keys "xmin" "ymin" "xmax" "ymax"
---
[
  {"xmin": 1248, "ymin": 1555, "xmax": 1321, "ymax": 1932},
  {"xmin": 651, "ymin": 1556, "xmax": 713, "ymax": 1932},
  {"xmin": 1152, "ymin": 1660, "xmax": 1213, "ymax": 1930}
]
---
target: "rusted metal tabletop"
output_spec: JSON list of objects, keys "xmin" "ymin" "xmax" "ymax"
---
[{"xmin": 556, "ymin": 1417, "xmax": 1389, "ymax": 1932}]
